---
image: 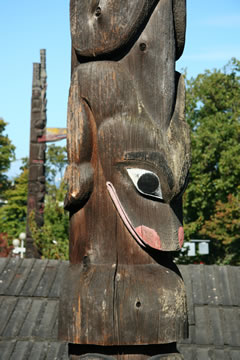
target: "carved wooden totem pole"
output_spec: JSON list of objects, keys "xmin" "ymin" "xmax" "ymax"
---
[
  {"xmin": 59, "ymin": 1, "xmax": 191, "ymax": 359},
  {"xmin": 26, "ymin": 49, "xmax": 47, "ymax": 258}
]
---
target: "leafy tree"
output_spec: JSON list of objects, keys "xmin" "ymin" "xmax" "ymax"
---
[
  {"xmin": 200, "ymin": 191, "xmax": 240, "ymax": 265},
  {"xmin": 30, "ymin": 179, "xmax": 69, "ymax": 260},
  {"xmin": 0, "ymin": 145, "xmax": 69, "ymax": 259},
  {"xmin": 0, "ymin": 167, "xmax": 28, "ymax": 239},
  {"xmin": 29, "ymin": 144, "xmax": 69, "ymax": 259},
  {"xmin": 179, "ymin": 58, "xmax": 240, "ymax": 264},
  {"xmin": 46, "ymin": 144, "xmax": 68, "ymax": 185},
  {"xmin": 0, "ymin": 233, "xmax": 13, "ymax": 258},
  {"xmin": 0, "ymin": 118, "xmax": 15, "ymax": 199},
  {"xmin": 28, "ymin": 144, "xmax": 69, "ymax": 259}
]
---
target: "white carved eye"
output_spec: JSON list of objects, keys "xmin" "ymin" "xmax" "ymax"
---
[{"xmin": 126, "ymin": 168, "xmax": 163, "ymax": 200}]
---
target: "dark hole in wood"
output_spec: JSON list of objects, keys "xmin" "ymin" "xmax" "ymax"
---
[
  {"xmin": 137, "ymin": 173, "xmax": 159, "ymax": 194},
  {"xmin": 136, "ymin": 300, "xmax": 141, "ymax": 308},
  {"xmin": 95, "ymin": 7, "xmax": 102, "ymax": 17},
  {"xmin": 69, "ymin": 343, "xmax": 179, "ymax": 356},
  {"xmin": 139, "ymin": 43, "xmax": 147, "ymax": 51},
  {"xmin": 83, "ymin": 255, "xmax": 90, "ymax": 268}
]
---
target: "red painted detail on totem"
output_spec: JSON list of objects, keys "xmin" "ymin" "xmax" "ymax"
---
[
  {"xmin": 178, "ymin": 226, "xmax": 184, "ymax": 248},
  {"xmin": 135, "ymin": 225, "xmax": 161, "ymax": 250},
  {"xmin": 38, "ymin": 134, "xmax": 67, "ymax": 143},
  {"xmin": 106, "ymin": 181, "xmax": 146, "ymax": 248},
  {"xmin": 28, "ymin": 197, "xmax": 35, "ymax": 209},
  {"xmin": 32, "ymin": 159, "xmax": 44, "ymax": 164}
]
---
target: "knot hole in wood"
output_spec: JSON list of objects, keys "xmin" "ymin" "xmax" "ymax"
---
[
  {"xmin": 135, "ymin": 300, "xmax": 142, "ymax": 308},
  {"xmin": 139, "ymin": 43, "xmax": 147, "ymax": 52},
  {"xmin": 95, "ymin": 7, "xmax": 102, "ymax": 17}
]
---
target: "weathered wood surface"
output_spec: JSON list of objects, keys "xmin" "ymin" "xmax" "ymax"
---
[
  {"xmin": 26, "ymin": 49, "xmax": 47, "ymax": 258},
  {"xmin": 60, "ymin": 0, "xmax": 190, "ymax": 356},
  {"xmin": 60, "ymin": 262, "xmax": 187, "ymax": 345},
  {"xmin": 70, "ymin": 0, "xmax": 185, "ymax": 60}
]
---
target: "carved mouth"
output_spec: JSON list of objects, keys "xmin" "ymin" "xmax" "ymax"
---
[
  {"xmin": 106, "ymin": 181, "xmax": 162, "ymax": 250},
  {"xmin": 107, "ymin": 181, "xmax": 184, "ymax": 251}
]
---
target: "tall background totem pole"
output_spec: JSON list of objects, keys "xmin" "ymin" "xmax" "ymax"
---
[
  {"xmin": 26, "ymin": 49, "xmax": 47, "ymax": 258},
  {"xmin": 60, "ymin": 1, "xmax": 191, "ymax": 359},
  {"xmin": 26, "ymin": 49, "xmax": 67, "ymax": 258}
]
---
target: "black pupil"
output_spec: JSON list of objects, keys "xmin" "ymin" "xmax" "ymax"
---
[{"xmin": 137, "ymin": 173, "xmax": 159, "ymax": 194}]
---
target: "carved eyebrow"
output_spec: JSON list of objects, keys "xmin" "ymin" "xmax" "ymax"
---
[{"xmin": 123, "ymin": 151, "xmax": 174, "ymax": 190}]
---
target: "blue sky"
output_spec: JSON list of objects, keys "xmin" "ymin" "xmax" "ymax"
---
[{"xmin": 0, "ymin": 0, "xmax": 240, "ymax": 178}]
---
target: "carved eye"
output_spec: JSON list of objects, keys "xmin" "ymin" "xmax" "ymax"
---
[{"xmin": 126, "ymin": 168, "xmax": 163, "ymax": 199}]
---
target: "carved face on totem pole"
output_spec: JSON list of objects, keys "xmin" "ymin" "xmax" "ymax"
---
[{"xmin": 65, "ymin": 0, "xmax": 190, "ymax": 263}]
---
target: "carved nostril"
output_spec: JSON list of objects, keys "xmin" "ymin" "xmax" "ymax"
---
[
  {"xmin": 139, "ymin": 43, "xmax": 147, "ymax": 52},
  {"xmin": 95, "ymin": 6, "xmax": 102, "ymax": 17}
]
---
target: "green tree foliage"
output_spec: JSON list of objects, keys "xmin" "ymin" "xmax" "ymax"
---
[
  {"xmin": 0, "ymin": 168, "xmax": 28, "ymax": 238},
  {"xmin": 181, "ymin": 58, "xmax": 240, "ymax": 264},
  {"xmin": 0, "ymin": 145, "xmax": 69, "ymax": 259},
  {"xmin": 31, "ymin": 144, "xmax": 69, "ymax": 259},
  {"xmin": 30, "ymin": 180, "xmax": 69, "ymax": 260},
  {"xmin": 46, "ymin": 144, "xmax": 68, "ymax": 184},
  {"xmin": 0, "ymin": 233, "xmax": 13, "ymax": 257},
  {"xmin": 200, "ymin": 191, "xmax": 240, "ymax": 265},
  {"xmin": 0, "ymin": 118, "xmax": 15, "ymax": 199},
  {"xmin": 29, "ymin": 144, "xmax": 69, "ymax": 259}
]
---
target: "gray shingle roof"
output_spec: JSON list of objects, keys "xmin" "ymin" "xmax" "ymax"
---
[
  {"xmin": 0, "ymin": 258, "xmax": 68, "ymax": 359},
  {"xmin": 178, "ymin": 265, "xmax": 240, "ymax": 359},
  {"xmin": 0, "ymin": 258, "xmax": 239, "ymax": 359}
]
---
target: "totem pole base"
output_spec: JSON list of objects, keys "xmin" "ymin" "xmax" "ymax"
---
[{"xmin": 59, "ymin": 261, "xmax": 187, "ymax": 359}]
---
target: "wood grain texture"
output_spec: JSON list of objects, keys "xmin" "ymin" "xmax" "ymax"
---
[
  {"xmin": 60, "ymin": 0, "xmax": 190, "ymax": 354},
  {"xmin": 59, "ymin": 262, "xmax": 188, "ymax": 345},
  {"xmin": 70, "ymin": 0, "xmax": 158, "ymax": 57},
  {"xmin": 70, "ymin": 0, "xmax": 186, "ymax": 60}
]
